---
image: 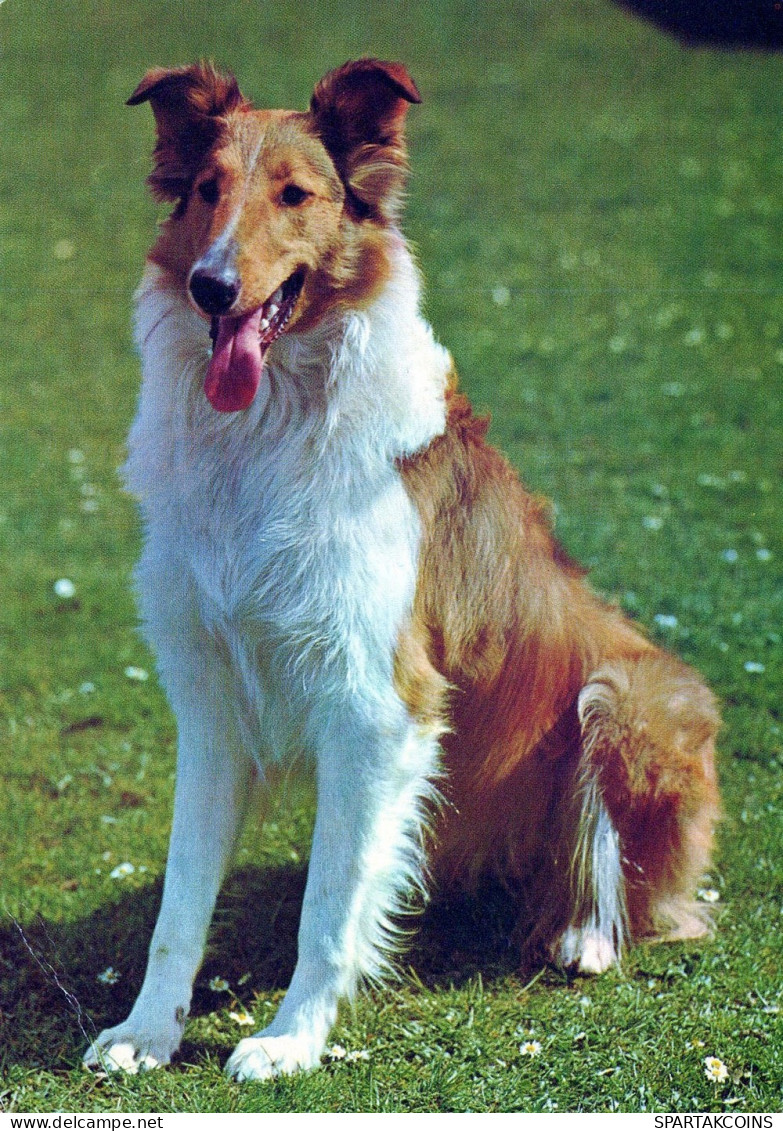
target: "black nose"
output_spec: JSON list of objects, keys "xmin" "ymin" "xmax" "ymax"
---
[{"xmin": 189, "ymin": 269, "xmax": 240, "ymax": 316}]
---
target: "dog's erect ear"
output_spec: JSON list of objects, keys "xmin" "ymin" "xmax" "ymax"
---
[
  {"xmin": 128, "ymin": 62, "xmax": 248, "ymax": 202},
  {"xmin": 309, "ymin": 58, "xmax": 421, "ymax": 222}
]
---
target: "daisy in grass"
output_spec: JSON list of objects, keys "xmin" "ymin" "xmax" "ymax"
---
[
  {"xmin": 229, "ymin": 1010, "xmax": 255, "ymax": 1026},
  {"xmin": 109, "ymin": 861, "xmax": 135, "ymax": 879},
  {"xmin": 97, "ymin": 967, "xmax": 120, "ymax": 985},
  {"xmin": 209, "ymin": 976, "xmax": 230, "ymax": 993},
  {"xmin": 704, "ymin": 1056, "xmax": 729, "ymax": 1083},
  {"xmin": 520, "ymin": 1040, "xmax": 542, "ymax": 1057},
  {"xmin": 124, "ymin": 665, "xmax": 149, "ymax": 682},
  {"xmin": 325, "ymin": 1044, "xmax": 369, "ymax": 1062}
]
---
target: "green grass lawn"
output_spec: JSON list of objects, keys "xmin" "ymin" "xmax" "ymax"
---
[{"xmin": 1, "ymin": 0, "xmax": 782, "ymax": 1113}]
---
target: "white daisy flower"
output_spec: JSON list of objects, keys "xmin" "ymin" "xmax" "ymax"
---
[
  {"xmin": 520, "ymin": 1040, "xmax": 542, "ymax": 1057},
  {"xmin": 124, "ymin": 666, "xmax": 149, "ymax": 682},
  {"xmin": 704, "ymin": 1056, "xmax": 729, "ymax": 1083},
  {"xmin": 109, "ymin": 862, "xmax": 135, "ymax": 879}
]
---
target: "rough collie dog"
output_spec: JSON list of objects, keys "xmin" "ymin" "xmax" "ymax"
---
[{"xmin": 84, "ymin": 59, "xmax": 720, "ymax": 1080}]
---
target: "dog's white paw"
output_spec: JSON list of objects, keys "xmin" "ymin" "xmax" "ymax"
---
[
  {"xmin": 551, "ymin": 925, "xmax": 618, "ymax": 974},
  {"xmin": 225, "ymin": 1032, "xmax": 322, "ymax": 1081},
  {"xmin": 83, "ymin": 1018, "xmax": 183, "ymax": 1074}
]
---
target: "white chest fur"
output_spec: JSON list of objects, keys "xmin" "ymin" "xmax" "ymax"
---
[{"xmin": 123, "ymin": 250, "xmax": 450, "ymax": 757}]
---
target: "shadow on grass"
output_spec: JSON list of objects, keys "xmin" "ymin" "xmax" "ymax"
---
[{"xmin": 0, "ymin": 864, "xmax": 531, "ymax": 1074}]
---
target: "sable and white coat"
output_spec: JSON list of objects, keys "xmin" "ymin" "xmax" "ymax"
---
[{"xmin": 84, "ymin": 60, "xmax": 720, "ymax": 1080}]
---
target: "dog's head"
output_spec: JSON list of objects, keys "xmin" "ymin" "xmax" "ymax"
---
[{"xmin": 129, "ymin": 59, "xmax": 421, "ymax": 411}]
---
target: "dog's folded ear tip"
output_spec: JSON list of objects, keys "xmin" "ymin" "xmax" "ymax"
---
[
  {"xmin": 126, "ymin": 62, "xmax": 244, "ymax": 113},
  {"xmin": 313, "ymin": 58, "xmax": 422, "ymax": 108},
  {"xmin": 126, "ymin": 67, "xmax": 180, "ymax": 107},
  {"xmin": 364, "ymin": 58, "xmax": 422, "ymax": 104},
  {"xmin": 382, "ymin": 61, "xmax": 422, "ymax": 105}
]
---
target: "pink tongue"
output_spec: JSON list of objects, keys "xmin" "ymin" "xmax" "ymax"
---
[{"xmin": 204, "ymin": 308, "xmax": 266, "ymax": 412}]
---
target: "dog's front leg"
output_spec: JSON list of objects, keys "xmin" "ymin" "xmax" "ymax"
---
[
  {"xmin": 226, "ymin": 707, "xmax": 439, "ymax": 1080},
  {"xmin": 84, "ymin": 647, "xmax": 254, "ymax": 1073}
]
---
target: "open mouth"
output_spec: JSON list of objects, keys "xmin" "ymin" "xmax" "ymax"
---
[{"xmin": 204, "ymin": 269, "xmax": 306, "ymax": 412}]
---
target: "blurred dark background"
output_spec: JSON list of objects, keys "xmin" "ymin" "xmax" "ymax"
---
[{"xmin": 615, "ymin": 0, "xmax": 783, "ymax": 47}]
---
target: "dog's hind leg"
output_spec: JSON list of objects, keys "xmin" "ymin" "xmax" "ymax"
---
[
  {"xmin": 225, "ymin": 706, "xmax": 440, "ymax": 1080},
  {"xmin": 551, "ymin": 652, "xmax": 720, "ymax": 970},
  {"xmin": 84, "ymin": 635, "xmax": 256, "ymax": 1074}
]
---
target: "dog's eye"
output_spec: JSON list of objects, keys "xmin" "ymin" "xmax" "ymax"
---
[
  {"xmin": 198, "ymin": 178, "xmax": 220, "ymax": 206},
  {"xmin": 280, "ymin": 184, "xmax": 310, "ymax": 207}
]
